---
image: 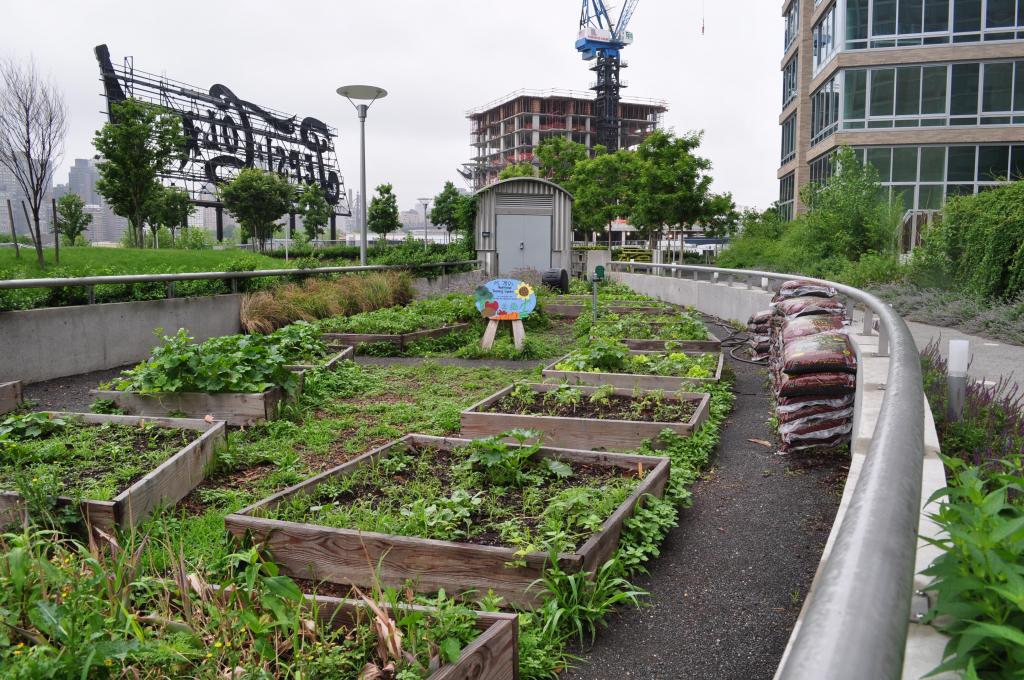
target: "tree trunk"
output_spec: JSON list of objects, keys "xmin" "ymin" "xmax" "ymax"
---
[{"xmin": 22, "ymin": 201, "xmax": 44, "ymax": 270}]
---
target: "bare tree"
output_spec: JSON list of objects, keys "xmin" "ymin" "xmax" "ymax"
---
[{"xmin": 0, "ymin": 58, "xmax": 68, "ymax": 269}]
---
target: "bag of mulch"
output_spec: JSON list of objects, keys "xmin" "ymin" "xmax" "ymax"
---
[
  {"xmin": 777, "ymin": 371, "xmax": 856, "ymax": 397},
  {"xmin": 779, "ymin": 417, "xmax": 853, "ymax": 439},
  {"xmin": 781, "ymin": 433, "xmax": 851, "ymax": 452},
  {"xmin": 772, "ymin": 296, "xmax": 847, "ymax": 319},
  {"xmin": 776, "ymin": 394, "xmax": 854, "ymax": 414},
  {"xmin": 748, "ymin": 310, "xmax": 772, "ymax": 333},
  {"xmin": 781, "ymin": 316, "xmax": 847, "ymax": 343},
  {"xmin": 772, "ymin": 279, "xmax": 837, "ymax": 302},
  {"xmin": 782, "ymin": 333, "xmax": 857, "ymax": 376},
  {"xmin": 778, "ymin": 405, "xmax": 854, "ymax": 425}
]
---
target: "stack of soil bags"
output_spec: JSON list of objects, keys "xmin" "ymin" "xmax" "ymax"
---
[
  {"xmin": 763, "ymin": 279, "xmax": 858, "ymax": 452},
  {"xmin": 747, "ymin": 310, "xmax": 772, "ymax": 361}
]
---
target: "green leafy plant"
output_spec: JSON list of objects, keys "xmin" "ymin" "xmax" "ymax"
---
[
  {"xmin": 465, "ymin": 430, "xmax": 571, "ymax": 487},
  {"xmin": 553, "ymin": 338, "xmax": 630, "ymax": 373}
]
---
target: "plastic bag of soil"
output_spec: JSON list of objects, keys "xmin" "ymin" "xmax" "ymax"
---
[
  {"xmin": 772, "ymin": 279, "xmax": 837, "ymax": 301},
  {"xmin": 781, "ymin": 432, "xmax": 851, "ymax": 452},
  {"xmin": 777, "ymin": 371, "xmax": 856, "ymax": 397},
  {"xmin": 781, "ymin": 316, "xmax": 847, "ymax": 343},
  {"xmin": 778, "ymin": 404, "xmax": 854, "ymax": 425},
  {"xmin": 776, "ymin": 394, "xmax": 855, "ymax": 414},
  {"xmin": 748, "ymin": 310, "xmax": 772, "ymax": 332},
  {"xmin": 780, "ymin": 417, "xmax": 853, "ymax": 439},
  {"xmin": 772, "ymin": 296, "xmax": 847, "ymax": 319},
  {"xmin": 782, "ymin": 333, "xmax": 857, "ymax": 376}
]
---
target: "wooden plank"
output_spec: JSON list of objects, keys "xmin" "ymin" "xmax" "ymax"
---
[
  {"xmin": 0, "ymin": 412, "xmax": 222, "ymax": 531},
  {"xmin": 460, "ymin": 383, "xmax": 710, "ymax": 452},
  {"xmin": 0, "ymin": 381, "xmax": 23, "ymax": 415},
  {"xmin": 90, "ymin": 385, "xmax": 293, "ymax": 427},
  {"xmin": 480, "ymin": 319, "xmax": 499, "ymax": 350},
  {"xmin": 227, "ymin": 434, "xmax": 669, "ymax": 609},
  {"xmin": 541, "ymin": 349, "xmax": 723, "ymax": 391},
  {"xmin": 323, "ymin": 323, "xmax": 472, "ymax": 351},
  {"xmin": 284, "ymin": 346, "xmax": 354, "ymax": 372}
]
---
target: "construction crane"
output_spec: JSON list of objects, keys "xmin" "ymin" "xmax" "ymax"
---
[{"xmin": 575, "ymin": 0, "xmax": 640, "ymax": 152}]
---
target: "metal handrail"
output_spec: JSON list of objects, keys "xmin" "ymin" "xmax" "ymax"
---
[
  {"xmin": 0, "ymin": 260, "xmax": 480, "ymax": 291},
  {"xmin": 609, "ymin": 260, "xmax": 924, "ymax": 680}
]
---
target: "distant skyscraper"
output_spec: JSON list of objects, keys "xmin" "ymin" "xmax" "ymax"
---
[{"xmin": 68, "ymin": 159, "xmax": 102, "ymax": 204}]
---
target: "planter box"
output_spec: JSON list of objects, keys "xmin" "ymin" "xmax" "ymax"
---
[
  {"xmin": 308, "ymin": 594, "xmax": 518, "ymax": 680},
  {"xmin": 284, "ymin": 345, "xmax": 354, "ymax": 372},
  {"xmin": 461, "ymin": 383, "xmax": 711, "ymax": 452},
  {"xmin": 91, "ymin": 374, "xmax": 303, "ymax": 427},
  {"xmin": 546, "ymin": 303, "xmax": 667, "ymax": 318},
  {"xmin": 323, "ymin": 323, "xmax": 472, "ymax": 351},
  {"xmin": 616, "ymin": 326, "xmax": 722, "ymax": 352},
  {"xmin": 542, "ymin": 350, "xmax": 724, "ymax": 391},
  {"xmin": 0, "ymin": 412, "xmax": 225, "ymax": 531},
  {"xmin": 225, "ymin": 434, "xmax": 670, "ymax": 608},
  {"xmin": 0, "ymin": 381, "xmax": 22, "ymax": 415}
]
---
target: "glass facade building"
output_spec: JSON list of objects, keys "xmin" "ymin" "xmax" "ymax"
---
[{"xmin": 779, "ymin": 0, "xmax": 1024, "ymax": 216}]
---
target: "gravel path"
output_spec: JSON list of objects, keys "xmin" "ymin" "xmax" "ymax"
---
[
  {"xmin": 23, "ymin": 365, "xmax": 130, "ymax": 413},
  {"xmin": 566, "ymin": 319, "xmax": 847, "ymax": 680}
]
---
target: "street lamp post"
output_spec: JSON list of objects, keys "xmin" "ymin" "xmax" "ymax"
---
[
  {"xmin": 337, "ymin": 85, "xmax": 388, "ymax": 265},
  {"xmin": 418, "ymin": 197, "xmax": 431, "ymax": 251}
]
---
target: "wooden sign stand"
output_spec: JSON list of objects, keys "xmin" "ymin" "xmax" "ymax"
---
[{"xmin": 481, "ymin": 318, "xmax": 526, "ymax": 350}]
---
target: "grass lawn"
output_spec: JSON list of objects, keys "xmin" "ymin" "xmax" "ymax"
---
[{"xmin": 0, "ymin": 246, "xmax": 285, "ymax": 280}]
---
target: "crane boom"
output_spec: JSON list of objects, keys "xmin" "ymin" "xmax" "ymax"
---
[{"xmin": 614, "ymin": 0, "xmax": 640, "ymax": 41}]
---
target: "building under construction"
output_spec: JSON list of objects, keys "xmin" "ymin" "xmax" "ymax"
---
[{"xmin": 465, "ymin": 89, "xmax": 667, "ymax": 190}]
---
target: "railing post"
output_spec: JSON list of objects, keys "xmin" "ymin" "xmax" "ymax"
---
[
  {"xmin": 87, "ymin": 285, "xmax": 95, "ymax": 305},
  {"xmin": 862, "ymin": 307, "xmax": 873, "ymax": 335},
  {"xmin": 166, "ymin": 282, "xmax": 175, "ymax": 299},
  {"xmin": 877, "ymin": 321, "xmax": 890, "ymax": 357},
  {"xmin": 692, "ymin": 271, "xmax": 699, "ymax": 281},
  {"xmin": 231, "ymin": 278, "xmax": 238, "ymax": 294}
]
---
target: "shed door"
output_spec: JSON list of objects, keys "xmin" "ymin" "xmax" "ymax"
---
[{"xmin": 496, "ymin": 214, "xmax": 551, "ymax": 275}]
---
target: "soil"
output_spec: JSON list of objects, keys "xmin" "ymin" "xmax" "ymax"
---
[
  {"xmin": 486, "ymin": 391, "xmax": 699, "ymax": 422},
  {"xmin": 178, "ymin": 462, "xmax": 276, "ymax": 516},
  {"xmin": 264, "ymin": 443, "xmax": 644, "ymax": 552}
]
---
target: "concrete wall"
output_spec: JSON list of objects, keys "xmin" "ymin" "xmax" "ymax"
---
[
  {"xmin": 0, "ymin": 295, "xmax": 244, "ymax": 384},
  {"xmin": 613, "ymin": 271, "xmax": 772, "ymax": 324}
]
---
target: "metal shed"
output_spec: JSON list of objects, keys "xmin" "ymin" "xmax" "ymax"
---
[{"xmin": 474, "ymin": 178, "xmax": 574, "ymax": 277}]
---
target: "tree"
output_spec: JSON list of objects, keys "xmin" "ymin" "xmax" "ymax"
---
[
  {"xmin": 700, "ymin": 192, "xmax": 741, "ymax": 238},
  {"xmin": 430, "ymin": 181, "xmax": 462, "ymax": 235},
  {"xmin": 0, "ymin": 58, "xmax": 68, "ymax": 269},
  {"xmin": 536, "ymin": 136, "xmax": 588, "ymax": 187},
  {"xmin": 94, "ymin": 98, "xmax": 186, "ymax": 247},
  {"xmin": 571, "ymin": 150, "xmax": 641, "ymax": 243},
  {"xmin": 219, "ymin": 168, "xmax": 294, "ymax": 252},
  {"xmin": 148, "ymin": 186, "xmax": 193, "ymax": 246},
  {"xmin": 55, "ymin": 194, "xmax": 92, "ymax": 244},
  {"xmin": 454, "ymin": 194, "xmax": 478, "ymax": 250},
  {"xmin": 367, "ymin": 183, "xmax": 401, "ymax": 242},
  {"xmin": 498, "ymin": 162, "xmax": 538, "ymax": 180},
  {"xmin": 296, "ymin": 182, "xmax": 331, "ymax": 241}
]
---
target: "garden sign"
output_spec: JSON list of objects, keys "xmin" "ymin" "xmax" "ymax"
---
[{"xmin": 474, "ymin": 279, "xmax": 537, "ymax": 350}]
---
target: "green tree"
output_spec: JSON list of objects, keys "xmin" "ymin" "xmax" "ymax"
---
[
  {"xmin": 55, "ymin": 194, "xmax": 92, "ymax": 244},
  {"xmin": 219, "ymin": 168, "xmax": 294, "ymax": 252},
  {"xmin": 454, "ymin": 194, "xmax": 478, "ymax": 250},
  {"xmin": 297, "ymin": 182, "xmax": 331, "ymax": 241},
  {"xmin": 498, "ymin": 162, "xmax": 538, "ymax": 180},
  {"xmin": 147, "ymin": 186, "xmax": 193, "ymax": 247},
  {"xmin": 571, "ymin": 150, "xmax": 641, "ymax": 243},
  {"xmin": 701, "ymin": 192, "xmax": 741, "ymax": 238},
  {"xmin": 536, "ymin": 136, "xmax": 588, "ymax": 186},
  {"xmin": 93, "ymin": 98, "xmax": 186, "ymax": 247},
  {"xmin": 430, "ymin": 181, "xmax": 462, "ymax": 235},
  {"xmin": 367, "ymin": 183, "xmax": 401, "ymax": 242}
]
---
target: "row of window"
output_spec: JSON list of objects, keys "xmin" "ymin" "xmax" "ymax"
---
[
  {"xmin": 813, "ymin": 5, "xmax": 840, "ymax": 72},
  {"xmin": 806, "ymin": 144, "xmax": 1024, "ymax": 210},
  {"xmin": 779, "ymin": 173, "xmax": 796, "ymax": 221},
  {"xmin": 842, "ymin": 60, "xmax": 1024, "ymax": 128},
  {"xmin": 785, "ymin": 2, "xmax": 801, "ymax": 51},
  {"xmin": 784, "ymin": 55, "xmax": 800, "ymax": 108},
  {"xmin": 782, "ymin": 115, "xmax": 798, "ymax": 163},
  {"xmin": 846, "ymin": 0, "xmax": 1024, "ymax": 49},
  {"xmin": 812, "ymin": 75, "xmax": 842, "ymax": 144}
]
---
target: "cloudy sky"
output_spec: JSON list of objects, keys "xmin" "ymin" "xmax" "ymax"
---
[{"xmin": 1, "ymin": 0, "xmax": 781, "ymax": 212}]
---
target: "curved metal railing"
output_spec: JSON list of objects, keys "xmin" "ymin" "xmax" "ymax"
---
[{"xmin": 609, "ymin": 260, "xmax": 925, "ymax": 680}]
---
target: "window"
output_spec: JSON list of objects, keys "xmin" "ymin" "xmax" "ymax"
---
[
  {"xmin": 813, "ymin": 7, "xmax": 838, "ymax": 72},
  {"xmin": 844, "ymin": 0, "xmax": 1024, "ymax": 50},
  {"xmin": 845, "ymin": 69, "xmax": 869, "ymax": 123},
  {"xmin": 812, "ymin": 76, "xmax": 841, "ymax": 144},
  {"xmin": 810, "ymin": 152, "xmax": 836, "ymax": 185},
  {"xmin": 781, "ymin": 114, "xmax": 797, "ymax": 164},
  {"xmin": 848, "ymin": 0, "xmax": 871, "ymax": 48},
  {"xmin": 783, "ymin": 55, "xmax": 799, "ymax": 108},
  {"xmin": 779, "ymin": 173, "xmax": 796, "ymax": 221},
  {"xmin": 951, "ymin": 63, "xmax": 980, "ymax": 119},
  {"xmin": 982, "ymin": 62, "xmax": 1013, "ymax": 111},
  {"xmin": 785, "ymin": 2, "xmax": 800, "ymax": 51},
  {"xmin": 870, "ymin": 69, "xmax": 896, "ymax": 118}
]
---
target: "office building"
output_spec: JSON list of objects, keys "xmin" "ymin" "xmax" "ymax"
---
[{"xmin": 779, "ymin": 0, "xmax": 1024, "ymax": 219}]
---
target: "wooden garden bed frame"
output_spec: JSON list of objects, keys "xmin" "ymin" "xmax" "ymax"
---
[
  {"xmin": 619, "ymin": 327, "xmax": 722, "ymax": 352},
  {"xmin": 0, "ymin": 412, "xmax": 225, "ymax": 531},
  {"xmin": 322, "ymin": 322, "xmax": 472, "ymax": 351},
  {"xmin": 546, "ymin": 302, "xmax": 668, "ymax": 318},
  {"xmin": 91, "ymin": 373, "xmax": 303, "ymax": 427},
  {"xmin": 461, "ymin": 383, "xmax": 711, "ymax": 452},
  {"xmin": 307, "ymin": 594, "xmax": 519, "ymax": 680},
  {"xmin": 0, "ymin": 381, "xmax": 22, "ymax": 415},
  {"xmin": 283, "ymin": 345, "xmax": 354, "ymax": 372},
  {"xmin": 542, "ymin": 349, "xmax": 724, "ymax": 391},
  {"xmin": 225, "ymin": 434, "xmax": 670, "ymax": 608}
]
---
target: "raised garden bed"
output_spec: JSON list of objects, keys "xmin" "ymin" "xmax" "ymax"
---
[
  {"xmin": 308, "ymin": 594, "xmax": 519, "ymax": 680},
  {"xmin": 621, "ymin": 333, "xmax": 721, "ymax": 352},
  {"xmin": 461, "ymin": 383, "xmax": 711, "ymax": 451},
  {"xmin": 0, "ymin": 381, "xmax": 22, "ymax": 415},
  {"xmin": 0, "ymin": 412, "xmax": 224, "ymax": 531},
  {"xmin": 225, "ymin": 433, "xmax": 670, "ymax": 608},
  {"xmin": 283, "ymin": 344, "xmax": 354, "ymax": 371},
  {"xmin": 91, "ymin": 376, "xmax": 303, "ymax": 427},
  {"xmin": 546, "ymin": 302, "xmax": 669, "ymax": 318},
  {"xmin": 543, "ymin": 349, "xmax": 724, "ymax": 391},
  {"xmin": 323, "ymin": 322, "xmax": 472, "ymax": 351}
]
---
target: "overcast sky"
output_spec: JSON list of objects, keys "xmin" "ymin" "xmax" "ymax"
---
[{"xmin": 2, "ymin": 0, "xmax": 781, "ymax": 212}]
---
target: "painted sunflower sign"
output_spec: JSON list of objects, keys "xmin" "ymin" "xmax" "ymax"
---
[{"xmin": 474, "ymin": 279, "xmax": 537, "ymax": 321}]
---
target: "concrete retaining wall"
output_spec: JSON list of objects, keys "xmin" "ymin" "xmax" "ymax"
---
[
  {"xmin": 0, "ymin": 270, "xmax": 485, "ymax": 385},
  {"xmin": 613, "ymin": 271, "xmax": 772, "ymax": 324}
]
